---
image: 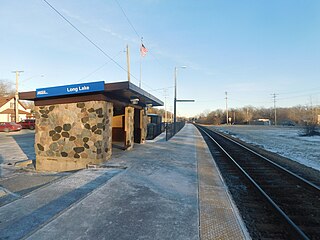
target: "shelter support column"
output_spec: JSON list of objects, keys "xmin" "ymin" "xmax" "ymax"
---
[
  {"xmin": 124, "ymin": 106, "xmax": 134, "ymax": 150},
  {"xmin": 140, "ymin": 109, "xmax": 148, "ymax": 143}
]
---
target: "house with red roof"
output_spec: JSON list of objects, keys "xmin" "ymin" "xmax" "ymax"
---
[{"xmin": 0, "ymin": 96, "xmax": 32, "ymax": 122}]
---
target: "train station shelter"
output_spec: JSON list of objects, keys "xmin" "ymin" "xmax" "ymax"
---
[{"xmin": 19, "ymin": 81, "xmax": 163, "ymax": 172}]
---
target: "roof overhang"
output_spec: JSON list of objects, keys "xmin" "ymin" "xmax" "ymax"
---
[{"xmin": 19, "ymin": 81, "xmax": 163, "ymax": 108}]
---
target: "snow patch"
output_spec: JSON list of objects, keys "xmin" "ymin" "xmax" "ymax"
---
[{"xmin": 210, "ymin": 126, "xmax": 320, "ymax": 172}]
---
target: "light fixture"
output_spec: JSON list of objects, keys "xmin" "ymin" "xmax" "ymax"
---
[{"xmin": 130, "ymin": 97, "xmax": 139, "ymax": 105}]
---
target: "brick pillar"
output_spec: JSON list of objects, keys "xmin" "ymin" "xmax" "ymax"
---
[{"xmin": 34, "ymin": 101, "xmax": 113, "ymax": 172}]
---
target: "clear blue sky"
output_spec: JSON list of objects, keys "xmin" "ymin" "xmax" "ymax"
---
[{"xmin": 1, "ymin": 0, "xmax": 320, "ymax": 117}]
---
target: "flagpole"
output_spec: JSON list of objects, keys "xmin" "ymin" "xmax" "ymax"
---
[
  {"xmin": 139, "ymin": 37, "xmax": 143, "ymax": 88},
  {"xmin": 139, "ymin": 38, "xmax": 148, "ymax": 88},
  {"xmin": 139, "ymin": 53, "xmax": 142, "ymax": 88}
]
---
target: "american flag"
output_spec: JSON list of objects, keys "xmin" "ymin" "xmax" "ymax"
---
[{"xmin": 140, "ymin": 43, "xmax": 148, "ymax": 57}]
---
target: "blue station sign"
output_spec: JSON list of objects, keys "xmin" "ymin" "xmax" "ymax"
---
[{"xmin": 36, "ymin": 81, "xmax": 105, "ymax": 98}]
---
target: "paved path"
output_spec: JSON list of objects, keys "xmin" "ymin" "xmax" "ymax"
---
[{"xmin": 0, "ymin": 124, "xmax": 249, "ymax": 240}]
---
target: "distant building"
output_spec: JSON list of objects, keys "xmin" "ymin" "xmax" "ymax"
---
[
  {"xmin": 250, "ymin": 118, "xmax": 271, "ymax": 125},
  {"xmin": 0, "ymin": 96, "xmax": 31, "ymax": 122}
]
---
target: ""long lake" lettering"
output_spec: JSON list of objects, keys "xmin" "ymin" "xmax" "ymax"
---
[{"xmin": 66, "ymin": 85, "xmax": 90, "ymax": 93}]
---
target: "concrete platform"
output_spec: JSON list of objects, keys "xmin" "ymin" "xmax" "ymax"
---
[{"xmin": 0, "ymin": 124, "xmax": 250, "ymax": 240}]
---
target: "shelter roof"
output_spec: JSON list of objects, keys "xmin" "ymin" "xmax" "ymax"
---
[{"xmin": 19, "ymin": 81, "xmax": 163, "ymax": 108}]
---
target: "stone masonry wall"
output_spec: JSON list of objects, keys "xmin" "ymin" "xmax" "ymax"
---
[
  {"xmin": 141, "ymin": 109, "xmax": 148, "ymax": 143},
  {"xmin": 125, "ymin": 106, "xmax": 134, "ymax": 150},
  {"xmin": 34, "ymin": 101, "xmax": 113, "ymax": 172}
]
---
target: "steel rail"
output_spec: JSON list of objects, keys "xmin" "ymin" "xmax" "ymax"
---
[
  {"xmin": 197, "ymin": 125, "xmax": 310, "ymax": 240},
  {"xmin": 209, "ymin": 127, "xmax": 320, "ymax": 192}
]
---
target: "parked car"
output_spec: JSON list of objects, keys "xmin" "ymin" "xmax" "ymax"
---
[
  {"xmin": 0, "ymin": 122, "xmax": 22, "ymax": 132},
  {"xmin": 18, "ymin": 119, "xmax": 35, "ymax": 130}
]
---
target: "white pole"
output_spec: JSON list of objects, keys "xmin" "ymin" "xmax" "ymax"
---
[{"xmin": 139, "ymin": 37, "xmax": 143, "ymax": 88}]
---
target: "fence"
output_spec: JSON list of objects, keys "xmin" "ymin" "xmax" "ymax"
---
[
  {"xmin": 165, "ymin": 122, "xmax": 186, "ymax": 141},
  {"xmin": 146, "ymin": 121, "xmax": 186, "ymax": 141},
  {"xmin": 146, "ymin": 123, "xmax": 165, "ymax": 140}
]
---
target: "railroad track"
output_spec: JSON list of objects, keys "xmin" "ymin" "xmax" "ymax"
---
[{"xmin": 196, "ymin": 125, "xmax": 320, "ymax": 240}]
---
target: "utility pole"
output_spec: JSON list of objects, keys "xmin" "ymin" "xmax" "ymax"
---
[
  {"xmin": 271, "ymin": 93, "xmax": 278, "ymax": 126},
  {"xmin": 246, "ymin": 107, "xmax": 249, "ymax": 124},
  {"xmin": 310, "ymin": 96, "xmax": 315, "ymax": 123},
  {"xmin": 12, "ymin": 70, "xmax": 24, "ymax": 123},
  {"xmin": 225, "ymin": 91, "xmax": 228, "ymax": 124},
  {"xmin": 126, "ymin": 45, "xmax": 130, "ymax": 82}
]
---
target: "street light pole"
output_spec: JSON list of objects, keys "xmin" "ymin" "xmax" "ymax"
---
[
  {"xmin": 164, "ymin": 89, "xmax": 168, "ymax": 123},
  {"xmin": 174, "ymin": 67, "xmax": 177, "ymax": 134},
  {"xmin": 173, "ymin": 66, "xmax": 187, "ymax": 134}
]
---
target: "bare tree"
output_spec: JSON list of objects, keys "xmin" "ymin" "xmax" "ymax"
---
[
  {"xmin": 0, "ymin": 80, "xmax": 14, "ymax": 96},
  {"xmin": 21, "ymin": 100, "xmax": 35, "ymax": 112},
  {"xmin": 195, "ymin": 104, "xmax": 319, "ymax": 128}
]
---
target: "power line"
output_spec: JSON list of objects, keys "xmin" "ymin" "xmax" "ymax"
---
[
  {"xmin": 228, "ymin": 97, "xmax": 273, "ymax": 105},
  {"xmin": 114, "ymin": 0, "xmax": 140, "ymax": 38},
  {"xmin": 76, "ymin": 62, "xmax": 109, "ymax": 83},
  {"xmin": 109, "ymin": 0, "xmax": 178, "ymax": 97},
  {"xmin": 76, "ymin": 50, "xmax": 124, "ymax": 83},
  {"xmin": 278, "ymin": 86, "xmax": 320, "ymax": 95},
  {"xmin": 113, "ymin": 0, "xmax": 171, "ymax": 87},
  {"xmin": 149, "ymin": 86, "xmax": 174, "ymax": 92},
  {"xmin": 113, "ymin": 0, "xmax": 155, "ymax": 91},
  {"xmin": 42, "ymin": 0, "xmax": 139, "ymax": 82},
  {"xmin": 149, "ymin": 51, "xmax": 172, "ymax": 72},
  {"xmin": 277, "ymin": 91, "xmax": 320, "ymax": 101}
]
